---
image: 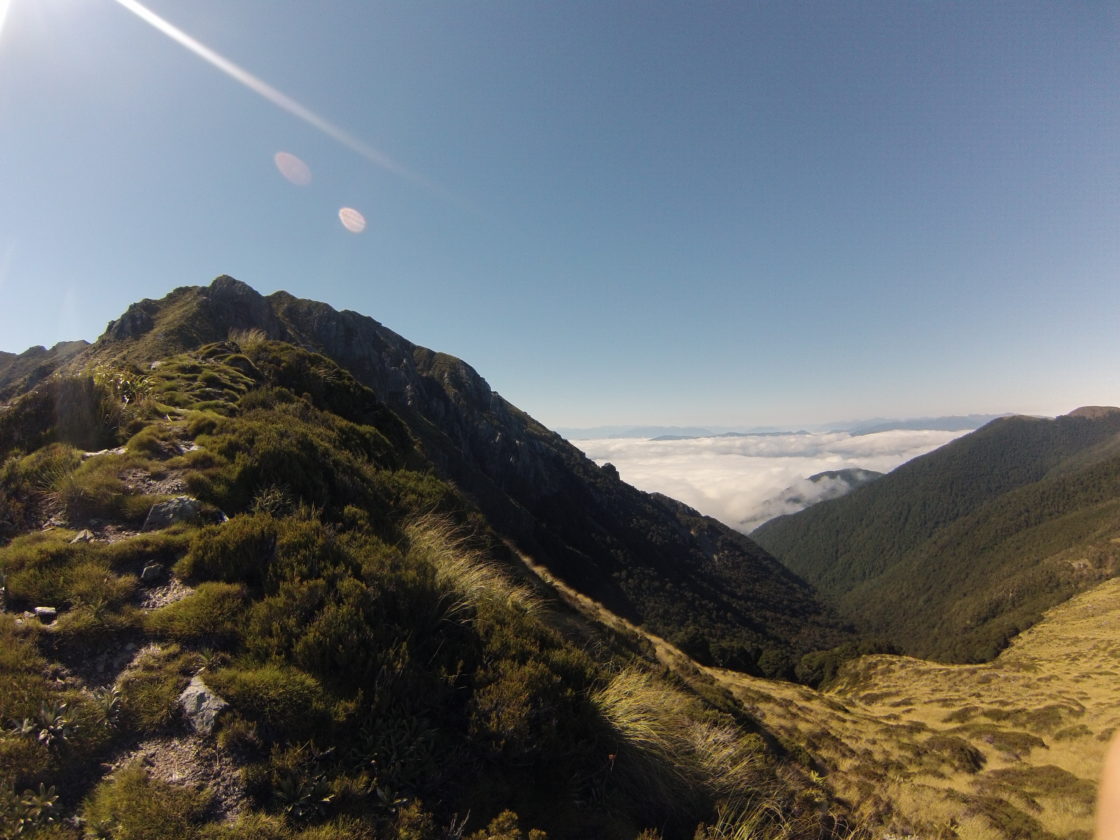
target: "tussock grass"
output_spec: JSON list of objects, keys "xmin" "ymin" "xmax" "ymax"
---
[
  {"xmin": 145, "ymin": 582, "xmax": 247, "ymax": 643},
  {"xmin": 705, "ymin": 578, "xmax": 1120, "ymax": 840},
  {"xmin": 592, "ymin": 667, "xmax": 769, "ymax": 823},
  {"xmin": 404, "ymin": 515, "xmax": 541, "ymax": 619},
  {"xmin": 82, "ymin": 761, "xmax": 212, "ymax": 840},
  {"xmin": 228, "ymin": 328, "xmax": 268, "ymax": 354}
]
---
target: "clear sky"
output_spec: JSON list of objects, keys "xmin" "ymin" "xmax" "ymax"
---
[{"xmin": 1, "ymin": 1, "xmax": 1117, "ymax": 429}]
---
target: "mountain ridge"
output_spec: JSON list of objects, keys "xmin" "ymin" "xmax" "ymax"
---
[{"xmin": 61, "ymin": 275, "xmax": 852, "ymax": 673}]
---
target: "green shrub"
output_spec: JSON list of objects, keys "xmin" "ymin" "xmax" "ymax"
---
[
  {"xmin": 0, "ymin": 443, "xmax": 81, "ymax": 500},
  {"xmin": 117, "ymin": 646, "xmax": 199, "ymax": 734},
  {"xmin": 145, "ymin": 583, "xmax": 248, "ymax": 643},
  {"xmin": 0, "ymin": 532, "xmax": 135, "ymax": 617},
  {"xmin": 104, "ymin": 529, "xmax": 193, "ymax": 570},
  {"xmin": 54, "ymin": 454, "xmax": 157, "ymax": 525},
  {"xmin": 0, "ymin": 616, "xmax": 50, "ymax": 722},
  {"xmin": 125, "ymin": 425, "xmax": 184, "ymax": 459},
  {"xmin": 206, "ymin": 664, "xmax": 331, "ymax": 741},
  {"xmin": 82, "ymin": 762, "xmax": 211, "ymax": 840},
  {"xmin": 0, "ymin": 736, "xmax": 51, "ymax": 789},
  {"xmin": 175, "ymin": 515, "xmax": 276, "ymax": 586},
  {"xmin": 0, "ymin": 531, "xmax": 88, "ymax": 609},
  {"xmin": 0, "ymin": 377, "xmax": 126, "ymax": 454}
]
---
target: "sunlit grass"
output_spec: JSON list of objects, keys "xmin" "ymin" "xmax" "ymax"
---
[{"xmin": 699, "ymin": 578, "xmax": 1120, "ymax": 839}]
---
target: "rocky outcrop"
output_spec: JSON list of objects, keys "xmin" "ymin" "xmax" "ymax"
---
[
  {"xmin": 178, "ymin": 676, "xmax": 228, "ymax": 735},
  {"xmin": 142, "ymin": 497, "xmax": 202, "ymax": 531}
]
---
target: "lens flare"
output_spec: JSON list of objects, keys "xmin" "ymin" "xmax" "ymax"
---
[
  {"xmin": 109, "ymin": 0, "xmax": 440, "ymax": 194},
  {"xmin": 273, "ymin": 151, "xmax": 312, "ymax": 186},
  {"xmin": 338, "ymin": 207, "xmax": 366, "ymax": 234}
]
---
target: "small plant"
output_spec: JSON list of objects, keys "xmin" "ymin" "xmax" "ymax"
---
[
  {"xmin": 272, "ymin": 769, "xmax": 334, "ymax": 822},
  {"xmin": 33, "ymin": 700, "xmax": 75, "ymax": 750},
  {"xmin": 91, "ymin": 687, "xmax": 122, "ymax": 729},
  {"xmin": 0, "ymin": 781, "xmax": 59, "ymax": 839}
]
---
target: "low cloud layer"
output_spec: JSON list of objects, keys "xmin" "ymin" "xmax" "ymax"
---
[{"xmin": 573, "ymin": 429, "xmax": 968, "ymax": 533}]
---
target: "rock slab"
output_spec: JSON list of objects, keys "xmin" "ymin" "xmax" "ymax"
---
[
  {"xmin": 178, "ymin": 675, "xmax": 228, "ymax": 735},
  {"xmin": 143, "ymin": 496, "xmax": 202, "ymax": 531}
]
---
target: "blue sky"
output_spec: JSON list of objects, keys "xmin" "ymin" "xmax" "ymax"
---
[{"xmin": 1, "ymin": 1, "xmax": 1117, "ymax": 429}]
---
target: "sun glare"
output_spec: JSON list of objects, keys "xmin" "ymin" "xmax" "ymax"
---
[{"xmin": 0, "ymin": 0, "xmax": 12, "ymax": 42}]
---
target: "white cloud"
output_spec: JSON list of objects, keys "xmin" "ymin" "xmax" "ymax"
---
[{"xmin": 575, "ymin": 429, "xmax": 967, "ymax": 533}]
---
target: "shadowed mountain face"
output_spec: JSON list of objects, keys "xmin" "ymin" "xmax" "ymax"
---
[
  {"xmin": 0, "ymin": 341, "xmax": 89, "ymax": 403},
  {"xmin": 61, "ymin": 275, "xmax": 851, "ymax": 672},
  {"xmin": 753, "ymin": 409, "xmax": 1120, "ymax": 661}
]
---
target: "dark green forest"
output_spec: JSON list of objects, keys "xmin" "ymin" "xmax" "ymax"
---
[{"xmin": 753, "ymin": 411, "xmax": 1120, "ymax": 661}]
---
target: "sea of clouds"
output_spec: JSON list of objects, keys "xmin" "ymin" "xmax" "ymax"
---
[{"xmin": 572, "ymin": 429, "xmax": 969, "ymax": 533}]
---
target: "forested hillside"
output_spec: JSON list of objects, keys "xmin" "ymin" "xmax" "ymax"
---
[{"xmin": 753, "ymin": 410, "xmax": 1120, "ymax": 660}]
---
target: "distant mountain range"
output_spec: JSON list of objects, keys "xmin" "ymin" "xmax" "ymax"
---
[
  {"xmin": 0, "ymin": 340, "xmax": 89, "ymax": 402},
  {"xmin": 753, "ymin": 409, "xmax": 1120, "ymax": 661},
  {"xmin": 557, "ymin": 415, "xmax": 1006, "ymax": 441}
]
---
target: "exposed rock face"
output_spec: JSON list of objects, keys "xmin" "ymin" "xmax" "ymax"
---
[
  {"xmin": 143, "ymin": 497, "xmax": 202, "ymax": 531},
  {"xmin": 105, "ymin": 302, "xmax": 156, "ymax": 341},
  {"xmin": 179, "ymin": 675, "xmax": 228, "ymax": 735}
]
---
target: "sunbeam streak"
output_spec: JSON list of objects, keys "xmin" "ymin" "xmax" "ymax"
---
[{"xmin": 110, "ymin": 0, "xmax": 449, "ymax": 199}]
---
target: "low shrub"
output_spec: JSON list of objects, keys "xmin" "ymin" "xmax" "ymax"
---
[
  {"xmin": 54, "ymin": 454, "xmax": 158, "ymax": 525},
  {"xmin": 145, "ymin": 582, "xmax": 248, "ymax": 643},
  {"xmin": 466, "ymin": 810, "xmax": 548, "ymax": 840},
  {"xmin": 206, "ymin": 663, "xmax": 332, "ymax": 742},
  {"xmin": 0, "ymin": 377, "xmax": 126, "ymax": 454},
  {"xmin": 117, "ymin": 645, "xmax": 200, "ymax": 734},
  {"xmin": 175, "ymin": 515, "xmax": 276, "ymax": 586},
  {"xmin": 0, "ymin": 532, "xmax": 135, "ymax": 617},
  {"xmin": 82, "ymin": 762, "xmax": 211, "ymax": 840}
]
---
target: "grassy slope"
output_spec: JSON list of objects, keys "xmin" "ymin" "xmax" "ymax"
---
[
  {"xmin": 2, "ymin": 337, "xmax": 1117, "ymax": 840},
  {"xmin": 716, "ymin": 581, "xmax": 1118, "ymax": 840},
  {"xmin": 522, "ymin": 535, "xmax": 1120, "ymax": 840}
]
